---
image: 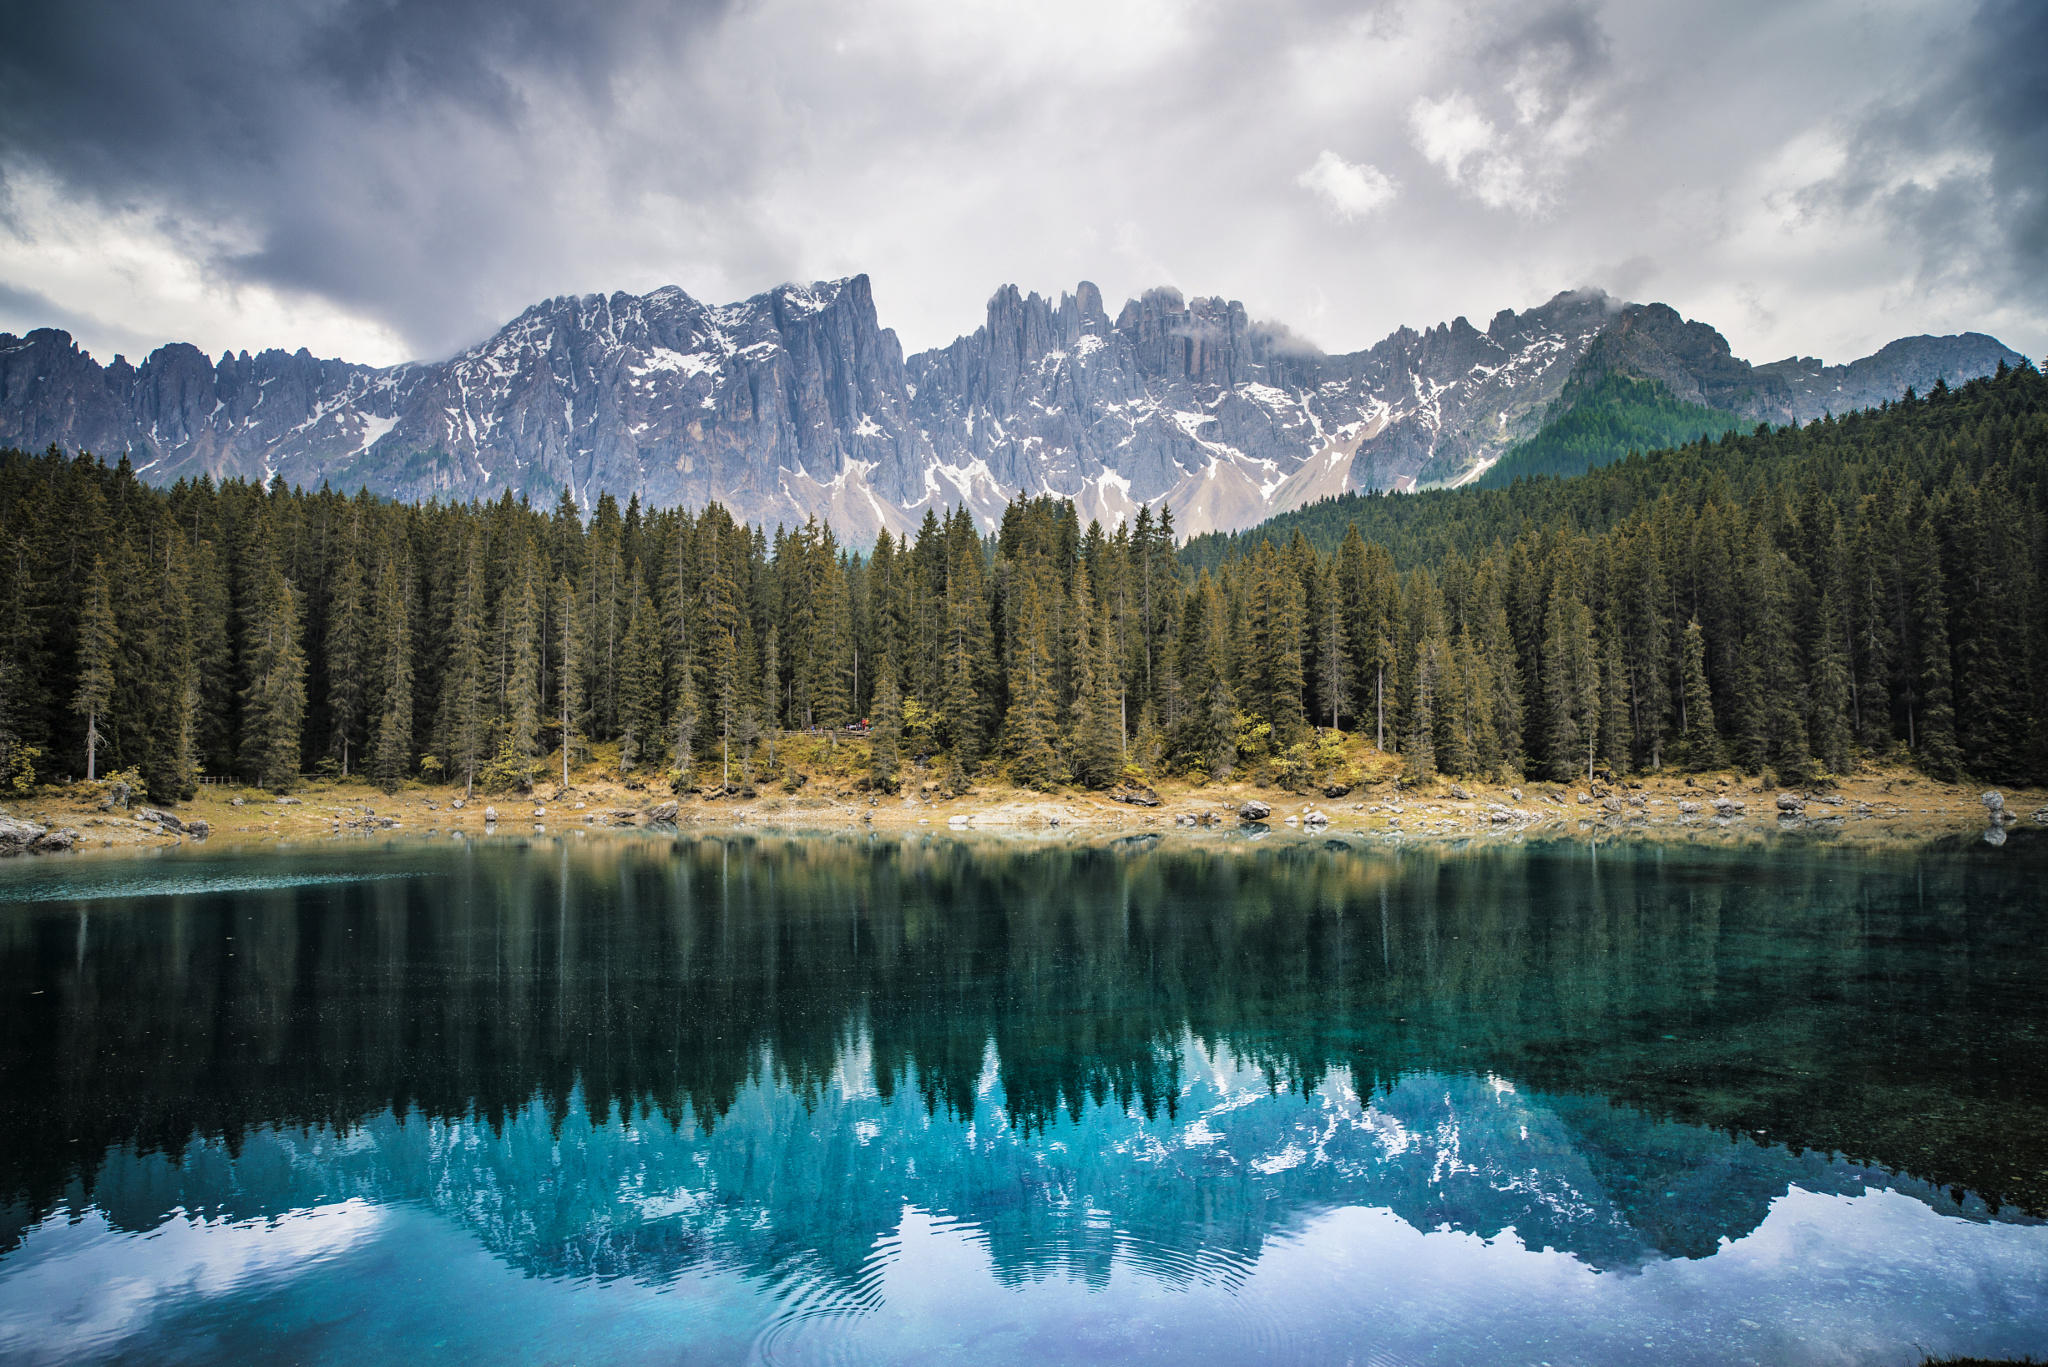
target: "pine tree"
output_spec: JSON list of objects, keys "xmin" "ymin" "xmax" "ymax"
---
[
  {"xmin": 440, "ymin": 553, "xmax": 490, "ymax": 796},
  {"xmin": 1808, "ymin": 584, "xmax": 1854, "ymax": 775},
  {"xmin": 500, "ymin": 559, "xmax": 542, "ymax": 788},
  {"xmin": 0, "ymin": 535, "xmax": 41, "ymax": 792},
  {"xmin": 701, "ymin": 549, "xmax": 745, "ymax": 789},
  {"xmin": 368, "ymin": 550, "xmax": 413, "ymax": 791},
  {"xmin": 73, "ymin": 553, "xmax": 118, "ymax": 782},
  {"xmin": 1904, "ymin": 515, "xmax": 1962, "ymax": 777},
  {"xmin": 141, "ymin": 534, "xmax": 200, "ymax": 801},
  {"xmin": 1067, "ymin": 564, "xmax": 1121, "ymax": 787},
  {"xmin": 556, "ymin": 573, "xmax": 586, "ymax": 787},
  {"xmin": 618, "ymin": 577, "xmax": 665, "ymax": 773},
  {"xmin": 1247, "ymin": 541, "xmax": 1306, "ymax": 743},
  {"xmin": 1541, "ymin": 592, "xmax": 1600, "ymax": 784},
  {"xmin": 1676, "ymin": 619, "xmax": 1720, "ymax": 768},
  {"xmin": 1599, "ymin": 629, "xmax": 1633, "ymax": 775},
  {"xmin": 870, "ymin": 653, "xmax": 903, "ymax": 792},
  {"xmin": 1006, "ymin": 566, "xmax": 1061, "ymax": 790},
  {"xmin": 1405, "ymin": 632, "xmax": 1441, "ymax": 781},
  {"xmin": 324, "ymin": 517, "xmax": 369, "ymax": 777},
  {"xmin": 941, "ymin": 527, "xmax": 990, "ymax": 765},
  {"xmin": 241, "ymin": 563, "xmax": 307, "ymax": 792},
  {"xmin": 1313, "ymin": 555, "xmax": 1350, "ymax": 732}
]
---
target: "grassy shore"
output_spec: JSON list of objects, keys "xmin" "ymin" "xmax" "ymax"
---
[{"xmin": 4, "ymin": 729, "xmax": 2042, "ymax": 857}]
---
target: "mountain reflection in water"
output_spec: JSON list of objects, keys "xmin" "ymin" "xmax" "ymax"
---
[{"xmin": 1, "ymin": 831, "xmax": 2044, "ymax": 1365}]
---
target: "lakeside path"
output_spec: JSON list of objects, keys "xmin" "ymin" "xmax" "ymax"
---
[{"xmin": 4, "ymin": 765, "xmax": 2044, "ymax": 860}]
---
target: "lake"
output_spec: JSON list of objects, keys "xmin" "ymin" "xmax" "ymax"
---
[{"xmin": 1, "ymin": 830, "xmax": 2045, "ymax": 1366}]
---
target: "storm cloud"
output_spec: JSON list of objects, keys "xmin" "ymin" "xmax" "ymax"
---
[{"xmin": 1, "ymin": 0, "xmax": 2041, "ymax": 369}]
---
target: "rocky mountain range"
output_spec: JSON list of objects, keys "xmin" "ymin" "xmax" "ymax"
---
[{"xmin": 0, "ymin": 278, "xmax": 2024, "ymax": 541}]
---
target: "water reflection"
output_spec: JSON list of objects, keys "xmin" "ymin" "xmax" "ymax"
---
[{"xmin": 2, "ymin": 832, "xmax": 2046, "ymax": 1364}]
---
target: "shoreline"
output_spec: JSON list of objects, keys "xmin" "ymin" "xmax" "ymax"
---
[{"xmin": 5, "ymin": 764, "xmax": 2043, "ymax": 862}]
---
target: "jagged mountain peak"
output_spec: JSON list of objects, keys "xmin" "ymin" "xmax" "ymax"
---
[{"xmin": 0, "ymin": 280, "xmax": 2025, "ymax": 542}]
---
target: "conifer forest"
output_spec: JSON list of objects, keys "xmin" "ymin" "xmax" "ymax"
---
[{"xmin": 3, "ymin": 363, "xmax": 2044, "ymax": 805}]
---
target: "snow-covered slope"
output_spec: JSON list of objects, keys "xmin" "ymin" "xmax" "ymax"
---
[{"xmin": 0, "ymin": 279, "xmax": 2023, "ymax": 540}]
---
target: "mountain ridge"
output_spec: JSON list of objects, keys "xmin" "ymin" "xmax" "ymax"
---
[{"xmin": 0, "ymin": 278, "xmax": 2024, "ymax": 540}]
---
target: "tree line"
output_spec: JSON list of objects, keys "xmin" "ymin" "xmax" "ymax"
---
[{"xmin": 1, "ymin": 362, "xmax": 2044, "ymax": 802}]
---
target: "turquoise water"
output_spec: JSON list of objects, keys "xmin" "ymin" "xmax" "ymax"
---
[{"xmin": 1, "ymin": 830, "xmax": 2044, "ymax": 1365}]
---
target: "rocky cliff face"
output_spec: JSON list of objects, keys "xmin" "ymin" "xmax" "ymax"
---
[
  {"xmin": 0, "ymin": 279, "xmax": 2026, "ymax": 541},
  {"xmin": 1567, "ymin": 302, "xmax": 2022, "ymax": 426}
]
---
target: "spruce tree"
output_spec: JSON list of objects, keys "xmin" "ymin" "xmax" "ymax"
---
[
  {"xmin": 73, "ymin": 553, "xmax": 118, "ymax": 782},
  {"xmin": 324, "ymin": 518, "xmax": 369, "ymax": 777},
  {"xmin": 1006, "ymin": 568, "xmax": 1061, "ymax": 790},
  {"xmin": 1904, "ymin": 516, "xmax": 1962, "ymax": 777},
  {"xmin": 1808, "ymin": 585, "xmax": 1854, "ymax": 775},
  {"xmin": 1541, "ymin": 593, "xmax": 1600, "ymax": 784},
  {"xmin": 241, "ymin": 563, "xmax": 307, "ymax": 792},
  {"xmin": 618, "ymin": 578, "xmax": 665, "ymax": 773},
  {"xmin": 501, "ymin": 562, "xmax": 542, "ymax": 788},
  {"xmin": 135, "ymin": 533, "xmax": 200, "ymax": 802},
  {"xmin": 556, "ymin": 573, "xmax": 587, "ymax": 787},
  {"xmin": 1677, "ymin": 619, "xmax": 1720, "ymax": 768},
  {"xmin": 368, "ymin": 551, "xmax": 413, "ymax": 791},
  {"xmin": 440, "ymin": 553, "xmax": 490, "ymax": 796},
  {"xmin": 870, "ymin": 654, "xmax": 903, "ymax": 792},
  {"xmin": 1067, "ymin": 565, "xmax": 1120, "ymax": 787}
]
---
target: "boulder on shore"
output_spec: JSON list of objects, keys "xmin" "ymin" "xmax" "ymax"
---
[
  {"xmin": 1112, "ymin": 784, "xmax": 1161, "ymax": 807},
  {"xmin": 1238, "ymin": 800, "xmax": 1271, "ymax": 823},
  {"xmin": 0, "ymin": 814, "xmax": 47, "ymax": 855},
  {"xmin": 648, "ymin": 800, "xmax": 680, "ymax": 823}
]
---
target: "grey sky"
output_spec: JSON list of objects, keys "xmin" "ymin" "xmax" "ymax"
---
[{"xmin": 2, "ymin": 0, "xmax": 2042, "ymax": 370}]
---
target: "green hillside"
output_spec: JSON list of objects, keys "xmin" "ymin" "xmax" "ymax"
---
[{"xmin": 1474, "ymin": 371, "xmax": 1745, "ymax": 488}]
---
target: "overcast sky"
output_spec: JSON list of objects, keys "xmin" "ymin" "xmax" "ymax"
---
[{"xmin": 2, "ymin": 0, "xmax": 2042, "ymax": 371}]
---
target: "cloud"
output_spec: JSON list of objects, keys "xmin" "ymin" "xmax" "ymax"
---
[
  {"xmin": 1794, "ymin": 0, "xmax": 2048, "ymax": 324},
  {"xmin": 1296, "ymin": 151, "xmax": 1398, "ymax": 221},
  {"xmin": 0, "ymin": 0, "xmax": 2040, "ymax": 371}
]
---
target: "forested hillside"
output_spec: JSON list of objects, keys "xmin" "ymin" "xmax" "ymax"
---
[
  {"xmin": 2, "ymin": 364, "xmax": 2044, "ymax": 804},
  {"xmin": 1473, "ymin": 372, "xmax": 1745, "ymax": 488}
]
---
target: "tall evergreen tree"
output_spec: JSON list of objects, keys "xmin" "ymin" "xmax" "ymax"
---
[
  {"xmin": 241, "ymin": 563, "xmax": 307, "ymax": 791},
  {"xmin": 618, "ymin": 574, "xmax": 665, "ymax": 773},
  {"xmin": 1676, "ymin": 619, "xmax": 1720, "ymax": 768},
  {"xmin": 440, "ymin": 553, "xmax": 491, "ymax": 796},
  {"xmin": 870, "ymin": 653, "xmax": 903, "ymax": 792},
  {"xmin": 368, "ymin": 550, "xmax": 413, "ymax": 791},
  {"xmin": 1541, "ymin": 592, "xmax": 1600, "ymax": 784},
  {"xmin": 73, "ymin": 554, "xmax": 118, "ymax": 782},
  {"xmin": 324, "ymin": 516, "xmax": 370, "ymax": 777}
]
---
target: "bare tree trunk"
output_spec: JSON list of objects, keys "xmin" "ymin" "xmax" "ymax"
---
[{"xmin": 1375, "ymin": 670, "xmax": 1384, "ymax": 752}]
